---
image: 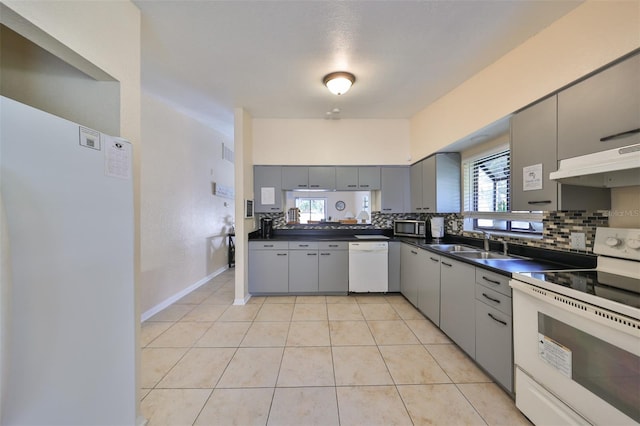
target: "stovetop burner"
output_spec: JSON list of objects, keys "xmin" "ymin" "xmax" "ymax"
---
[{"xmin": 521, "ymin": 270, "xmax": 640, "ymax": 309}]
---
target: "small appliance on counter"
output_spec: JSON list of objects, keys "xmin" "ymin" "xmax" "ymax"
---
[
  {"xmin": 287, "ymin": 208, "xmax": 300, "ymax": 224},
  {"xmin": 393, "ymin": 219, "xmax": 426, "ymax": 238},
  {"xmin": 430, "ymin": 217, "xmax": 445, "ymax": 241},
  {"xmin": 260, "ymin": 217, "xmax": 273, "ymax": 239}
]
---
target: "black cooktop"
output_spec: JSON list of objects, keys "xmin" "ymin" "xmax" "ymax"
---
[{"xmin": 523, "ymin": 270, "xmax": 640, "ymax": 309}]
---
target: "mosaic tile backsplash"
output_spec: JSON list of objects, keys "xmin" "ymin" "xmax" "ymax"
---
[{"xmin": 257, "ymin": 210, "xmax": 609, "ymax": 253}]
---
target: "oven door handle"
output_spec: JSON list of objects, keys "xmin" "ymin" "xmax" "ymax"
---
[{"xmin": 487, "ymin": 312, "xmax": 507, "ymax": 326}]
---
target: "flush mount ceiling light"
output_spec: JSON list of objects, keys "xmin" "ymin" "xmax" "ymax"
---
[{"xmin": 323, "ymin": 71, "xmax": 356, "ymax": 95}]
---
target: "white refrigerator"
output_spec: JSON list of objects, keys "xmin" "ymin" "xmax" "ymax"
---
[{"xmin": 0, "ymin": 96, "xmax": 136, "ymax": 425}]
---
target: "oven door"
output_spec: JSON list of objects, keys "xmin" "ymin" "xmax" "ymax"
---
[{"xmin": 511, "ymin": 279, "xmax": 640, "ymax": 426}]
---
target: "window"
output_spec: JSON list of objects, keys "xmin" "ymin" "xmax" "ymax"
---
[
  {"xmin": 463, "ymin": 148, "xmax": 541, "ymax": 235},
  {"xmin": 295, "ymin": 197, "xmax": 327, "ymax": 223}
]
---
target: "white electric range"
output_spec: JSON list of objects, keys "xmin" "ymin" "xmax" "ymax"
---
[{"xmin": 510, "ymin": 227, "xmax": 640, "ymax": 425}]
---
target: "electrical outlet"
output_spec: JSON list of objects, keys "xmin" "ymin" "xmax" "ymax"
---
[
  {"xmin": 570, "ymin": 232, "xmax": 586, "ymax": 250},
  {"xmin": 451, "ymin": 221, "xmax": 458, "ymax": 231}
]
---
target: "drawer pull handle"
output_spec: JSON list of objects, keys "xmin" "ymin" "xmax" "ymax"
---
[
  {"xmin": 482, "ymin": 276, "xmax": 501, "ymax": 285},
  {"xmin": 310, "ymin": 185, "xmax": 319, "ymax": 188},
  {"xmin": 307, "ymin": 253, "xmax": 317, "ymax": 256},
  {"xmin": 264, "ymin": 244, "xmax": 274, "ymax": 247},
  {"xmin": 600, "ymin": 128, "xmax": 640, "ymax": 142},
  {"xmin": 347, "ymin": 184, "xmax": 357, "ymax": 188},
  {"xmin": 482, "ymin": 293, "xmax": 501, "ymax": 304},
  {"xmin": 528, "ymin": 200, "xmax": 552, "ymax": 205},
  {"xmin": 441, "ymin": 261, "xmax": 452, "ymax": 267},
  {"xmin": 360, "ymin": 185, "xmax": 369, "ymax": 188},
  {"xmin": 299, "ymin": 244, "xmax": 309, "ymax": 247},
  {"xmin": 488, "ymin": 313, "xmax": 507, "ymax": 326},
  {"xmin": 328, "ymin": 244, "xmax": 338, "ymax": 247},
  {"xmin": 276, "ymin": 253, "xmax": 287, "ymax": 256},
  {"xmin": 430, "ymin": 257, "xmax": 439, "ymax": 262},
  {"xmin": 411, "ymin": 250, "xmax": 418, "ymax": 255},
  {"xmin": 320, "ymin": 253, "xmax": 330, "ymax": 256}
]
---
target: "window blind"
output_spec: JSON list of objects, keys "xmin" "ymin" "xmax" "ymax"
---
[{"xmin": 463, "ymin": 149, "xmax": 510, "ymax": 213}]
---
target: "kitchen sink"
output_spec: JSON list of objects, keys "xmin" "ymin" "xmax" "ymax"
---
[
  {"xmin": 454, "ymin": 251, "xmax": 516, "ymax": 260},
  {"xmin": 427, "ymin": 244, "xmax": 480, "ymax": 252}
]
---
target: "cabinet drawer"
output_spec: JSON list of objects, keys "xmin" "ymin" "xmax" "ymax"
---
[
  {"xmin": 475, "ymin": 269, "xmax": 511, "ymax": 297},
  {"xmin": 249, "ymin": 241, "xmax": 289, "ymax": 250},
  {"xmin": 319, "ymin": 241, "xmax": 348, "ymax": 250},
  {"xmin": 475, "ymin": 284, "xmax": 512, "ymax": 316},
  {"xmin": 288, "ymin": 241, "xmax": 319, "ymax": 250}
]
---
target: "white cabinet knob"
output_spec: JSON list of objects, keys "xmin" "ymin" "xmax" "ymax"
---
[
  {"xmin": 605, "ymin": 237, "xmax": 621, "ymax": 247},
  {"xmin": 627, "ymin": 239, "xmax": 640, "ymax": 250}
]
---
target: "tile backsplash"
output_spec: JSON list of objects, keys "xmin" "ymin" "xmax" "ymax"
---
[{"xmin": 258, "ymin": 210, "xmax": 609, "ymax": 253}]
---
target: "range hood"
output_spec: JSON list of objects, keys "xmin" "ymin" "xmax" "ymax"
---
[{"xmin": 550, "ymin": 143, "xmax": 640, "ymax": 188}]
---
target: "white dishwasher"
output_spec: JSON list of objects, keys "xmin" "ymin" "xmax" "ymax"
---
[{"xmin": 348, "ymin": 240, "xmax": 389, "ymax": 292}]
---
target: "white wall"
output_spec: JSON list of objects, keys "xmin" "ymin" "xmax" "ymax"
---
[
  {"xmin": 0, "ymin": 0, "xmax": 142, "ymax": 423},
  {"xmin": 410, "ymin": 1, "xmax": 640, "ymax": 160},
  {"xmin": 253, "ymin": 118, "xmax": 411, "ymax": 165},
  {"xmin": 140, "ymin": 93, "xmax": 234, "ymax": 314}
]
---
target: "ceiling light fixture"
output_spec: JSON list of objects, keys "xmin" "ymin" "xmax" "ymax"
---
[{"xmin": 323, "ymin": 71, "xmax": 356, "ymax": 95}]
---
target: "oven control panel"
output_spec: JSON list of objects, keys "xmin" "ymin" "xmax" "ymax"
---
[{"xmin": 594, "ymin": 227, "xmax": 640, "ymax": 261}]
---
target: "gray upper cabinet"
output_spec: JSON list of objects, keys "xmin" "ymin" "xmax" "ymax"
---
[
  {"xmin": 308, "ymin": 166, "xmax": 336, "ymax": 190},
  {"xmin": 336, "ymin": 166, "xmax": 381, "ymax": 190},
  {"xmin": 511, "ymin": 96, "xmax": 559, "ymax": 211},
  {"xmin": 558, "ymin": 53, "xmax": 640, "ymax": 160},
  {"xmin": 282, "ymin": 166, "xmax": 309, "ymax": 190},
  {"xmin": 254, "ymin": 166, "xmax": 283, "ymax": 213},
  {"xmin": 381, "ymin": 166, "xmax": 410, "ymax": 213},
  {"xmin": 335, "ymin": 167, "xmax": 359, "ymax": 190},
  {"xmin": 411, "ymin": 153, "xmax": 460, "ymax": 213},
  {"xmin": 357, "ymin": 166, "xmax": 381, "ymax": 190}
]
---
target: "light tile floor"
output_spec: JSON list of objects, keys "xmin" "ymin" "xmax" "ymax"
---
[{"xmin": 141, "ymin": 269, "xmax": 531, "ymax": 426}]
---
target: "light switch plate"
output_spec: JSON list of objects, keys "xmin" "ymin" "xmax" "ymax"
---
[{"xmin": 570, "ymin": 232, "xmax": 586, "ymax": 250}]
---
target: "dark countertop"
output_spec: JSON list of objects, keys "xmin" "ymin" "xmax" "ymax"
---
[{"xmin": 249, "ymin": 228, "xmax": 596, "ymax": 277}]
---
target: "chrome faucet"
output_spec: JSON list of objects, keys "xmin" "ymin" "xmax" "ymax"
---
[{"xmin": 482, "ymin": 231, "xmax": 490, "ymax": 251}]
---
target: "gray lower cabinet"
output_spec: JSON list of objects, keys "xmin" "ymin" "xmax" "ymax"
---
[
  {"xmin": 288, "ymin": 241, "xmax": 319, "ymax": 293},
  {"xmin": 475, "ymin": 282, "xmax": 513, "ymax": 393},
  {"xmin": 387, "ymin": 241, "xmax": 401, "ymax": 292},
  {"xmin": 418, "ymin": 253, "xmax": 441, "ymax": 326},
  {"xmin": 440, "ymin": 258, "xmax": 476, "ymax": 357},
  {"xmin": 318, "ymin": 241, "xmax": 348, "ymax": 293},
  {"xmin": 248, "ymin": 241, "xmax": 289, "ymax": 293},
  {"xmin": 400, "ymin": 243, "xmax": 420, "ymax": 306}
]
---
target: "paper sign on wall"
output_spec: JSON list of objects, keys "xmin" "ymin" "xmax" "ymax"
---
[
  {"xmin": 523, "ymin": 164, "xmax": 543, "ymax": 191},
  {"xmin": 261, "ymin": 187, "xmax": 275, "ymax": 205},
  {"xmin": 104, "ymin": 138, "xmax": 132, "ymax": 179}
]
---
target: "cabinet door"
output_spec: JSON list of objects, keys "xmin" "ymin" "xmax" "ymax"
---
[
  {"xmin": 248, "ymin": 249, "xmax": 288, "ymax": 293},
  {"xmin": 254, "ymin": 166, "xmax": 283, "ymax": 213},
  {"xmin": 418, "ymin": 253, "xmax": 441, "ymax": 326},
  {"xmin": 511, "ymin": 96, "xmax": 558, "ymax": 211},
  {"xmin": 289, "ymin": 250, "xmax": 319, "ymax": 292},
  {"xmin": 319, "ymin": 250, "xmax": 348, "ymax": 293},
  {"xmin": 400, "ymin": 243, "xmax": 419, "ymax": 306},
  {"xmin": 434, "ymin": 153, "xmax": 461, "ymax": 213},
  {"xmin": 387, "ymin": 241, "xmax": 401, "ymax": 292},
  {"xmin": 308, "ymin": 166, "xmax": 336, "ymax": 190},
  {"xmin": 440, "ymin": 259, "xmax": 476, "ymax": 357},
  {"xmin": 558, "ymin": 54, "xmax": 640, "ymax": 160},
  {"xmin": 357, "ymin": 166, "xmax": 381, "ymax": 190},
  {"xmin": 336, "ymin": 167, "xmax": 359, "ymax": 190},
  {"xmin": 410, "ymin": 162, "xmax": 423, "ymax": 212},
  {"xmin": 421, "ymin": 156, "xmax": 436, "ymax": 212},
  {"xmin": 475, "ymin": 300, "xmax": 513, "ymax": 392},
  {"xmin": 282, "ymin": 166, "xmax": 309, "ymax": 190},
  {"xmin": 381, "ymin": 166, "xmax": 410, "ymax": 213}
]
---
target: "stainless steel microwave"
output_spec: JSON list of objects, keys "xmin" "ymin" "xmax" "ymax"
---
[{"xmin": 394, "ymin": 220, "xmax": 426, "ymax": 238}]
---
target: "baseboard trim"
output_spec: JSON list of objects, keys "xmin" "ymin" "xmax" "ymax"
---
[
  {"xmin": 141, "ymin": 266, "xmax": 228, "ymax": 322},
  {"xmin": 233, "ymin": 293, "xmax": 251, "ymax": 306}
]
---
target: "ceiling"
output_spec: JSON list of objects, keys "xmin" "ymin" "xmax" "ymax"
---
[{"xmin": 135, "ymin": 1, "xmax": 582, "ymax": 134}]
